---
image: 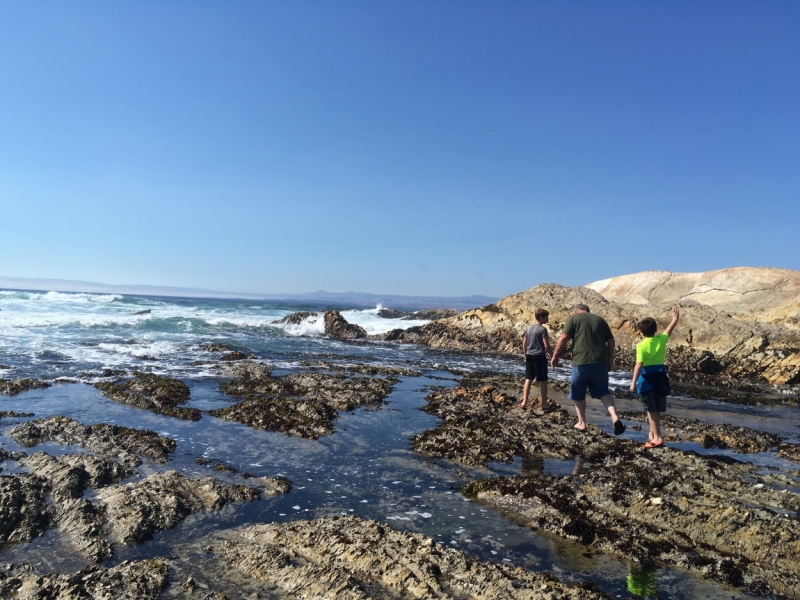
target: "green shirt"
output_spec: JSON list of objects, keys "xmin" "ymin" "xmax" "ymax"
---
[
  {"xmin": 563, "ymin": 312, "xmax": 613, "ymax": 366},
  {"xmin": 636, "ymin": 333, "xmax": 669, "ymax": 367}
]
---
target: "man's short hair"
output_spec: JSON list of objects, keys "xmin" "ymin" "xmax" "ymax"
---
[
  {"xmin": 534, "ymin": 308, "xmax": 549, "ymax": 321},
  {"xmin": 638, "ymin": 317, "xmax": 657, "ymax": 337},
  {"xmin": 574, "ymin": 304, "xmax": 590, "ymax": 313}
]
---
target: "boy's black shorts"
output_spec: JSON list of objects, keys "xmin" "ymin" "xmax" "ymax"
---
[
  {"xmin": 641, "ymin": 392, "xmax": 667, "ymax": 413},
  {"xmin": 525, "ymin": 354, "xmax": 548, "ymax": 382}
]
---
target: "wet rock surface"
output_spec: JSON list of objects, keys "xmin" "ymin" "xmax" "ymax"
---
[
  {"xmin": 212, "ymin": 363, "xmax": 398, "ymax": 439},
  {"xmin": 324, "ymin": 310, "xmax": 368, "ymax": 340},
  {"xmin": 9, "ymin": 416, "xmax": 176, "ymax": 466},
  {"xmin": 98, "ymin": 470, "xmax": 262, "ymax": 547},
  {"xmin": 0, "ymin": 559, "xmax": 168, "ymax": 599},
  {"xmin": 94, "ymin": 373, "xmax": 201, "ymax": 421},
  {"xmin": 0, "ymin": 378, "xmax": 52, "ymax": 396},
  {"xmin": 411, "ymin": 377, "xmax": 800, "ymax": 597},
  {"xmin": 617, "ymin": 411, "xmax": 784, "ymax": 452},
  {"xmin": 197, "ymin": 516, "xmax": 606, "ymax": 599},
  {"xmin": 0, "ymin": 410, "xmax": 35, "ymax": 419},
  {"xmin": 273, "ymin": 310, "xmax": 318, "ymax": 325},
  {"xmin": 0, "ymin": 474, "xmax": 52, "ymax": 548}
]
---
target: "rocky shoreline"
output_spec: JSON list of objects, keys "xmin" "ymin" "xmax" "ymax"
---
[
  {"xmin": 410, "ymin": 375, "xmax": 800, "ymax": 597},
  {"xmin": 1, "ymin": 350, "xmax": 799, "ymax": 598}
]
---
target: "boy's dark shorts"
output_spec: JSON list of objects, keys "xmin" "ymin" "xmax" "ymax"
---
[
  {"xmin": 525, "ymin": 354, "xmax": 548, "ymax": 381},
  {"xmin": 641, "ymin": 392, "xmax": 667, "ymax": 413}
]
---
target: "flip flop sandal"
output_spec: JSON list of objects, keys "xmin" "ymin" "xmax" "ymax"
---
[
  {"xmin": 614, "ymin": 420, "xmax": 626, "ymax": 436},
  {"xmin": 643, "ymin": 440, "xmax": 664, "ymax": 449}
]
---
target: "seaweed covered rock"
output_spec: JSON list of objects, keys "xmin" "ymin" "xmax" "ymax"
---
[
  {"xmin": 209, "ymin": 516, "xmax": 606, "ymax": 600},
  {"xmin": 465, "ymin": 447, "xmax": 800, "ymax": 598},
  {"xmin": 98, "ymin": 470, "xmax": 261, "ymax": 546},
  {"xmin": 210, "ymin": 397, "xmax": 337, "ymax": 439},
  {"xmin": 94, "ymin": 373, "xmax": 200, "ymax": 420},
  {"xmin": 617, "ymin": 411, "xmax": 784, "ymax": 452},
  {"xmin": 9, "ymin": 416, "xmax": 176, "ymax": 466},
  {"xmin": 0, "ymin": 559, "xmax": 168, "ymax": 599},
  {"xmin": 412, "ymin": 384, "xmax": 589, "ymax": 466},
  {"xmin": 213, "ymin": 365, "xmax": 398, "ymax": 439},
  {"xmin": 323, "ymin": 310, "xmax": 367, "ymax": 340},
  {"xmin": 0, "ymin": 378, "xmax": 51, "ymax": 396}
]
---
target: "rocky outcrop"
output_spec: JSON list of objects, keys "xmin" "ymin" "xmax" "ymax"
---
[
  {"xmin": 98, "ymin": 471, "xmax": 261, "ymax": 547},
  {"xmin": 587, "ymin": 267, "xmax": 800, "ymax": 328},
  {"xmin": 382, "ymin": 283, "xmax": 800, "ymax": 387},
  {"xmin": 0, "ymin": 559, "xmax": 168, "ymax": 599},
  {"xmin": 273, "ymin": 310, "xmax": 318, "ymax": 325},
  {"xmin": 0, "ymin": 474, "xmax": 52, "ymax": 548},
  {"xmin": 94, "ymin": 373, "xmax": 201, "ymax": 420},
  {"xmin": 411, "ymin": 378, "xmax": 800, "ymax": 597},
  {"xmin": 209, "ymin": 516, "xmax": 606, "ymax": 599},
  {"xmin": 0, "ymin": 378, "xmax": 51, "ymax": 395},
  {"xmin": 377, "ymin": 308, "xmax": 459, "ymax": 320},
  {"xmin": 212, "ymin": 364, "xmax": 398, "ymax": 438},
  {"xmin": 323, "ymin": 310, "xmax": 367, "ymax": 340},
  {"xmin": 9, "ymin": 416, "xmax": 176, "ymax": 466}
]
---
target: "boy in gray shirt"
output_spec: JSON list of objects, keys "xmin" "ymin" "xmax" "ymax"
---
[{"xmin": 520, "ymin": 308, "xmax": 553, "ymax": 410}]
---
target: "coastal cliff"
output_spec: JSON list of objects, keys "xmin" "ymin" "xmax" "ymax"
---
[{"xmin": 378, "ymin": 278, "xmax": 800, "ymax": 386}]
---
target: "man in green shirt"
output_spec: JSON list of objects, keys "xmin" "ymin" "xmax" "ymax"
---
[{"xmin": 551, "ymin": 304, "xmax": 626, "ymax": 434}]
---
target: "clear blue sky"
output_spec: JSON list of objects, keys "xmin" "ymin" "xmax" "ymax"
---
[{"xmin": 1, "ymin": 1, "xmax": 798, "ymax": 297}]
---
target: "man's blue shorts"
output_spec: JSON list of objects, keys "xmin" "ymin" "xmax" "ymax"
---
[{"xmin": 568, "ymin": 363, "xmax": 611, "ymax": 401}]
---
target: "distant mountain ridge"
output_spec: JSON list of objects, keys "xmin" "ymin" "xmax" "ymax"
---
[{"xmin": 0, "ymin": 276, "xmax": 497, "ymax": 311}]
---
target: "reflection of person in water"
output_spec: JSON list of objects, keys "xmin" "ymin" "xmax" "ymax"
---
[
  {"xmin": 627, "ymin": 567, "xmax": 658, "ymax": 598},
  {"xmin": 521, "ymin": 453, "xmax": 584, "ymax": 477}
]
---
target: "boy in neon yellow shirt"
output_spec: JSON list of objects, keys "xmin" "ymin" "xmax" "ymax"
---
[{"xmin": 629, "ymin": 306, "xmax": 679, "ymax": 449}]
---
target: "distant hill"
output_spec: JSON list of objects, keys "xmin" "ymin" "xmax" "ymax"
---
[
  {"xmin": 0, "ymin": 276, "xmax": 497, "ymax": 311},
  {"xmin": 586, "ymin": 267, "xmax": 800, "ymax": 328}
]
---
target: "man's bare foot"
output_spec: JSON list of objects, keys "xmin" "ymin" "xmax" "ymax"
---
[{"xmin": 573, "ymin": 422, "xmax": 587, "ymax": 432}]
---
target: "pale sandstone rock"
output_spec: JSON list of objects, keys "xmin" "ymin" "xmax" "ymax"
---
[{"xmin": 587, "ymin": 267, "xmax": 800, "ymax": 328}]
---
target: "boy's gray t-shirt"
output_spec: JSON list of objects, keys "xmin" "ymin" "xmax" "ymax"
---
[{"xmin": 524, "ymin": 323, "xmax": 548, "ymax": 355}]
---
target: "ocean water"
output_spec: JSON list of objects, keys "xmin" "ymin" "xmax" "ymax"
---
[
  {"xmin": 0, "ymin": 289, "xmax": 461, "ymax": 380},
  {"xmin": 0, "ymin": 288, "xmax": 794, "ymax": 599}
]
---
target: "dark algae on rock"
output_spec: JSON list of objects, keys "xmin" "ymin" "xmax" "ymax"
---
[
  {"xmin": 0, "ymin": 378, "xmax": 52, "ymax": 396},
  {"xmin": 94, "ymin": 373, "xmax": 201, "ymax": 420},
  {"xmin": 211, "ymin": 361, "xmax": 398, "ymax": 439},
  {"xmin": 412, "ymin": 377, "xmax": 800, "ymax": 597}
]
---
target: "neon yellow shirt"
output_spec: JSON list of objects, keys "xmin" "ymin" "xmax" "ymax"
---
[{"xmin": 635, "ymin": 333, "xmax": 669, "ymax": 367}]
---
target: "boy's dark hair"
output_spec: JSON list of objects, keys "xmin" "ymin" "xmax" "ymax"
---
[
  {"xmin": 638, "ymin": 317, "xmax": 658, "ymax": 337},
  {"xmin": 534, "ymin": 308, "xmax": 549, "ymax": 321}
]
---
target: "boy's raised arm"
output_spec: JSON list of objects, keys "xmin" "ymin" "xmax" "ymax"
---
[{"xmin": 664, "ymin": 306, "xmax": 680, "ymax": 337}]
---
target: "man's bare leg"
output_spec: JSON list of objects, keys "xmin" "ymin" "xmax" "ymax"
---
[
  {"xmin": 573, "ymin": 400, "xmax": 587, "ymax": 431},
  {"xmin": 600, "ymin": 394, "xmax": 626, "ymax": 434},
  {"xmin": 520, "ymin": 379, "xmax": 532, "ymax": 408}
]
